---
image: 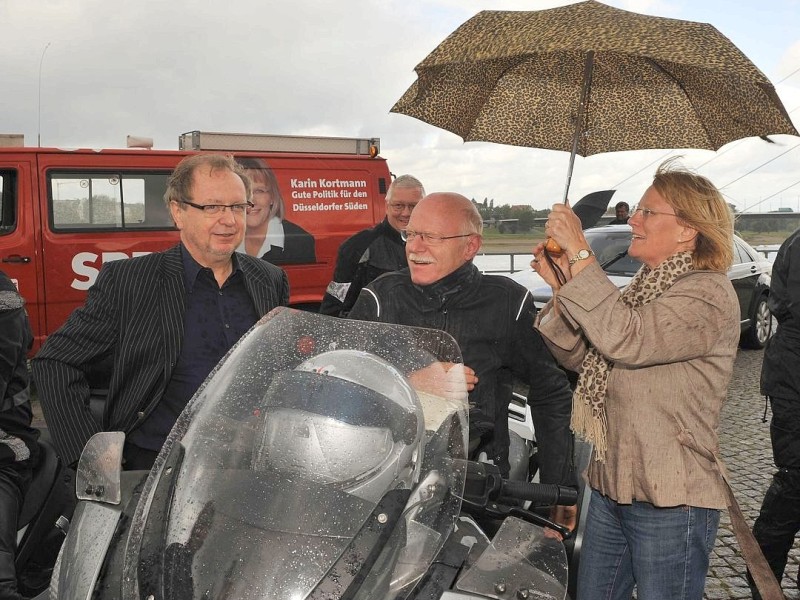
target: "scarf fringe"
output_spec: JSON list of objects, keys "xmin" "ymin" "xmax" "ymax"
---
[{"xmin": 571, "ymin": 390, "xmax": 608, "ymax": 463}]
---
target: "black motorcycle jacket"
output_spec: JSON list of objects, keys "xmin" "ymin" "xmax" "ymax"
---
[
  {"xmin": 320, "ymin": 218, "xmax": 406, "ymax": 317},
  {"xmin": 760, "ymin": 228, "xmax": 800, "ymax": 469},
  {"xmin": 0, "ymin": 271, "xmax": 39, "ymax": 468},
  {"xmin": 349, "ymin": 262, "xmax": 575, "ymax": 484}
]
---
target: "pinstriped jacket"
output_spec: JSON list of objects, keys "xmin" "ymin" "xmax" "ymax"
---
[{"xmin": 31, "ymin": 245, "xmax": 289, "ymax": 466}]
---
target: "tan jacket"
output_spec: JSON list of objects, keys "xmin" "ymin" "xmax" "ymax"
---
[{"xmin": 537, "ymin": 262, "xmax": 739, "ymax": 509}]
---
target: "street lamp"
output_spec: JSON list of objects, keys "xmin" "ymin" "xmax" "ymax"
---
[{"xmin": 38, "ymin": 42, "xmax": 51, "ymax": 147}]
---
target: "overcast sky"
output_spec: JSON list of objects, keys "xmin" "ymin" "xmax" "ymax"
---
[{"xmin": 2, "ymin": 0, "xmax": 798, "ymax": 212}]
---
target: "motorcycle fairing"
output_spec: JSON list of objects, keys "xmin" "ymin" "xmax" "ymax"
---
[
  {"xmin": 51, "ymin": 500, "xmax": 122, "ymax": 600},
  {"xmin": 455, "ymin": 517, "xmax": 567, "ymax": 600},
  {"xmin": 116, "ymin": 308, "xmax": 468, "ymax": 600}
]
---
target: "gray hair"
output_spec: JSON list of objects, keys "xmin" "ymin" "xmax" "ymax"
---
[{"xmin": 386, "ymin": 174, "xmax": 425, "ymax": 202}]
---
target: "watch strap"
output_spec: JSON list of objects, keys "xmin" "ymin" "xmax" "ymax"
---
[{"xmin": 568, "ymin": 248, "xmax": 595, "ymax": 265}]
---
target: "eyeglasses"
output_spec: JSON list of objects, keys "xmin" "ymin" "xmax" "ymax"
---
[
  {"xmin": 401, "ymin": 229, "xmax": 475, "ymax": 244},
  {"xmin": 388, "ymin": 202, "xmax": 418, "ymax": 213},
  {"xmin": 630, "ymin": 207, "xmax": 678, "ymax": 219},
  {"xmin": 252, "ymin": 188, "xmax": 271, "ymax": 196},
  {"xmin": 179, "ymin": 200, "xmax": 254, "ymax": 216}
]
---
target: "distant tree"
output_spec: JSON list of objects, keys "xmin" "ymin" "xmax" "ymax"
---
[
  {"xmin": 494, "ymin": 204, "xmax": 512, "ymax": 219},
  {"xmin": 509, "ymin": 205, "xmax": 535, "ymax": 231}
]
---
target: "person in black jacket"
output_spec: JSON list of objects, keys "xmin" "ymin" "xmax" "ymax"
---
[
  {"xmin": 348, "ymin": 193, "xmax": 575, "ymax": 491},
  {"xmin": 0, "ymin": 271, "xmax": 39, "ymax": 600},
  {"xmin": 319, "ymin": 174, "xmax": 425, "ymax": 317},
  {"xmin": 608, "ymin": 201, "xmax": 630, "ymax": 224},
  {"xmin": 751, "ymin": 228, "xmax": 800, "ymax": 598}
]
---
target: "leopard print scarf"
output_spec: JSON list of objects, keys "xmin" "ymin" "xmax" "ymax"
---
[{"xmin": 571, "ymin": 252, "xmax": 693, "ymax": 463}]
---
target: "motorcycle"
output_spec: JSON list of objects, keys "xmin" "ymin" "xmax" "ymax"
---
[{"xmin": 42, "ymin": 307, "xmax": 583, "ymax": 600}]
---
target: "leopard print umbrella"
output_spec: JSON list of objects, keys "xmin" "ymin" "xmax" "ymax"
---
[{"xmin": 392, "ymin": 0, "xmax": 798, "ymax": 157}]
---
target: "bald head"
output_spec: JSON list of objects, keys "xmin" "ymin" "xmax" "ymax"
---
[
  {"xmin": 420, "ymin": 193, "xmax": 484, "ymax": 236},
  {"xmin": 404, "ymin": 192, "xmax": 483, "ymax": 285}
]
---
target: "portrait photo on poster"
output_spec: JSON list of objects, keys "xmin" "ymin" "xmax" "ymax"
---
[{"xmin": 235, "ymin": 156, "xmax": 317, "ymax": 265}]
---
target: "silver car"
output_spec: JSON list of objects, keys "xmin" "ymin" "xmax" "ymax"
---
[{"xmin": 510, "ymin": 225, "xmax": 773, "ymax": 349}]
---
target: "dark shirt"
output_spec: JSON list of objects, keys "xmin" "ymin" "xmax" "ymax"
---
[
  {"xmin": 128, "ymin": 247, "xmax": 258, "ymax": 451},
  {"xmin": 609, "ymin": 217, "xmax": 629, "ymax": 225}
]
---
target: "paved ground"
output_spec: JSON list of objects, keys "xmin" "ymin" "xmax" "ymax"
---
[
  {"xmin": 706, "ymin": 348, "xmax": 799, "ymax": 599},
  {"xmin": 30, "ymin": 348, "xmax": 798, "ymax": 597}
]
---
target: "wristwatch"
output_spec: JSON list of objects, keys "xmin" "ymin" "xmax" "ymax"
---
[{"xmin": 568, "ymin": 248, "xmax": 595, "ymax": 265}]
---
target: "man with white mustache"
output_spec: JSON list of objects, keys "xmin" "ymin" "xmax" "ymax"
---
[{"xmin": 349, "ymin": 193, "xmax": 575, "ymax": 495}]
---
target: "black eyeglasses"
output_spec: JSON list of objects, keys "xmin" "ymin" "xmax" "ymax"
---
[
  {"xmin": 178, "ymin": 200, "xmax": 254, "ymax": 216},
  {"xmin": 401, "ymin": 229, "xmax": 475, "ymax": 244}
]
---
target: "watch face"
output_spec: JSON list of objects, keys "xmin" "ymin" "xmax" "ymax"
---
[{"xmin": 577, "ymin": 249, "xmax": 589, "ymax": 259}]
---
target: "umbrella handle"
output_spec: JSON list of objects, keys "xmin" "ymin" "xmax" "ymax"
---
[{"xmin": 544, "ymin": 237, "xmax": 563, "ymax": 255}]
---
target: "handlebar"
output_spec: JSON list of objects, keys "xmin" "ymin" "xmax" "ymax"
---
[
  {"xmin": 460, "ymin": 460, "xmax": 578, "ymax": 540},
  {"xmin": 462, "ymin": 460, "xmax": 577, "ymax": 507},
  {"xmin": 501, "ymin": 480, "xmax": 578, "ymax": 506}
]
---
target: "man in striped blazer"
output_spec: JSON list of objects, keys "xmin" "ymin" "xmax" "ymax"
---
[{"xmin": 32, "ymin": 154, "xmax": 289, "ymax": 470}]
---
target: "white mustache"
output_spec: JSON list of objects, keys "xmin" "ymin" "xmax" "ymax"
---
[{"xmin": 408, "ymin": 253, "xmax": 434, "ymax": 264}]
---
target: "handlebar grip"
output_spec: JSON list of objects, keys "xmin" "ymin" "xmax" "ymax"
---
[{"xmin": 501, "ymin": 481, "xmax": 578, "ymax": 507}]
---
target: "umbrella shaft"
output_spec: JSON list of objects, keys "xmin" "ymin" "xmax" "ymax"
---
[{"xmin": 563, "ymin": 50, "xmax": 595, "ymax": 204}]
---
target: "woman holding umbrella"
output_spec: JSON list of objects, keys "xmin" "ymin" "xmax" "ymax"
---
[{"xmin": 532, "ymin": 159, "xmax": 739, "ymax": 599}]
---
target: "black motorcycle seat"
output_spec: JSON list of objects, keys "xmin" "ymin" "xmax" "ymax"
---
[{"xmin": 19, "ymin": 438, "xmax": 60, "ymax": 528}]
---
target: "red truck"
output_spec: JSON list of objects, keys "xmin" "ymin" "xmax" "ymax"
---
[{"xmin": 0, "ymin": 131, "xmax": 392, "ymax": 352}]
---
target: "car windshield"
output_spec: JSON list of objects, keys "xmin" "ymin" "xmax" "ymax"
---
[{"xmin": 586, "ymin": 228, "xmax": 641, "ymax": 276}]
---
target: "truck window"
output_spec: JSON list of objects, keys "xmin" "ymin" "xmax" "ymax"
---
[
  {"xmin": 0, "ymin": 170, "xmax": 16, "ymax": 235},
  {"xmin": 49, "ymin": 171, "xmax": 174, "ymax": 230}
]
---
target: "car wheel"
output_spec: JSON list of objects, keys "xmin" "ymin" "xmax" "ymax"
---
[{"xmin": 741, "ymin": 294, "xmax": 772, "ymax": 349}]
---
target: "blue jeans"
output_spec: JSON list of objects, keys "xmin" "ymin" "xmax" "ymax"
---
[{"xmin": 577, "ymin": 489, "xmax": 720, "ymax": 600}]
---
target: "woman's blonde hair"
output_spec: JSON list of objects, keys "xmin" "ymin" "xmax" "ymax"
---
[{"xmin": 652, "ymin": 158, "xmax": 734, "ymax": 272}]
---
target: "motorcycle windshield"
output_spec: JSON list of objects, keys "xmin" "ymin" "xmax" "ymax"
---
[{"xmin": 124, "ymin": 307, "xmax": 469, "ymax": 600}]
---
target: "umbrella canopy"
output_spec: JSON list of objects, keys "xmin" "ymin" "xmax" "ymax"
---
[{"xmin": 392, "ymin": 0, "xmax": 798, "ymax": 158}]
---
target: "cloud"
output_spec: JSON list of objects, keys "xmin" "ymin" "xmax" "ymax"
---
[{"xmin": 1, "ymin": 0, "xmax": 798, "ymax": 211}]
